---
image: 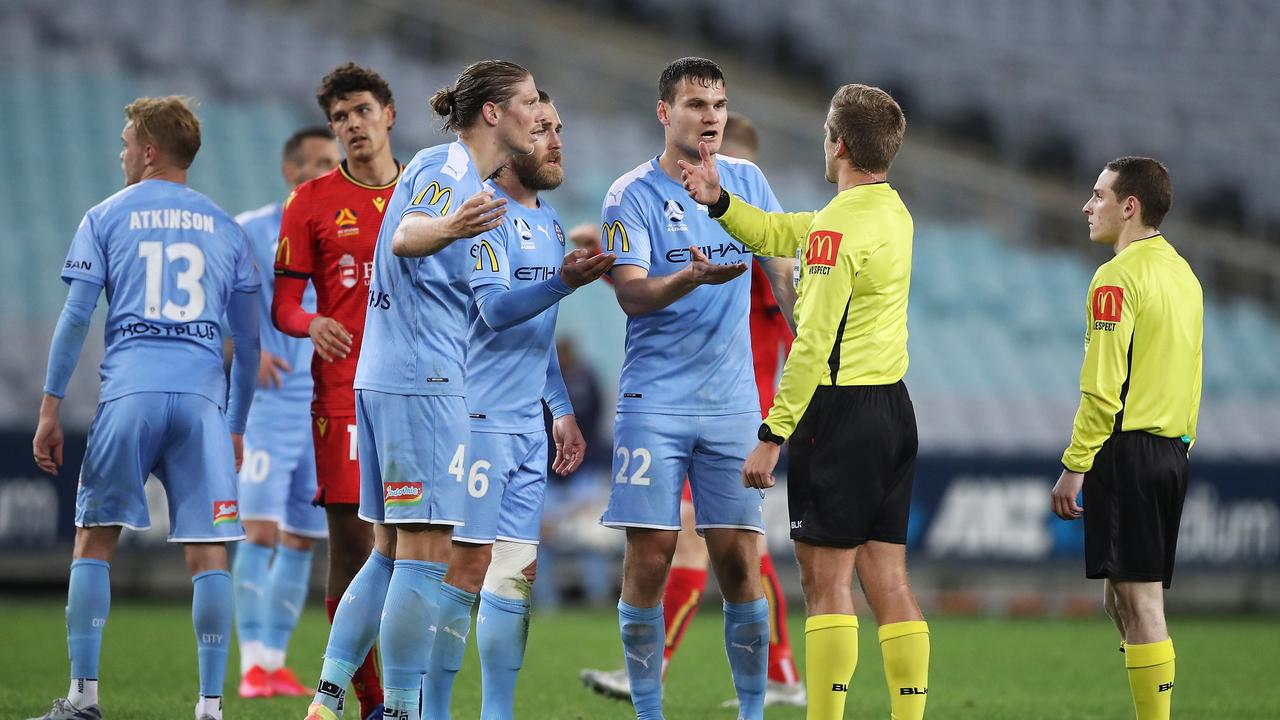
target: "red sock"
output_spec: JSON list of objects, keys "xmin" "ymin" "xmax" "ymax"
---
[
  {"xmin": 759, "ymin": 553, "xmax": 799, "ymax": 684},
  {"xmin": 661, "ymin": 567, "xmax": 708, "ymax": 681},
  {"xmin": 325, "ymin": 596, "xmax": 384, "ymax": 716}
]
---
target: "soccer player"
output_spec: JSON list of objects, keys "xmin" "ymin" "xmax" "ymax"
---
[
  {"xmin": 30, "ymin": 96, "xmax": 260, "ymax": 720},
  {"xmin": 680, "ymin": 83, "xmax": 929, "ymax": 720},
  {"xmin": 600, "ymin": 57, "xmax": 784, "ymax": 720},
  {"xmin": 304, "ymin": 60, "xmax": 542, "ymax": 720},
  {"xmin": 427, "ymin": 91, "xmax": 613, "ymax": 720},
  {"xmin": 1050, "ymin": 158, "xmax": 1201, "ymax": 720},
  {"xmin": 232, "ymin": 126, "xmax": 340, "ymax": 699},
  {"xmin": 274, "ymin": 63, "xmax": 403, "ymax": 720},
  {"xmin": 580, "ymin": 112, "xmax": 804, "ymax": 708}
]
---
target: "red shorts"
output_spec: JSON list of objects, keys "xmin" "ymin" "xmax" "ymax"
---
[
  {"xmin": 681, "ymin": 478, "xmax": 693, "ymax": 503},
  {"xmin": 311, "ymin": 414, "xmax": 361, "ymax": 506}
]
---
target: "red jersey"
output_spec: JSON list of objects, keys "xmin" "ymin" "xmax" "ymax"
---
[
  {"xmin": 749, "ymin": 258, "xmax": 793, "ymax": 415},
  {"xmin": 273, "ymin": 161, "xmax": 402, "ymax": 415}
]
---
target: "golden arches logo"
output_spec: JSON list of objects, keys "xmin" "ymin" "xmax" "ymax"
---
[
  {"xmin": 412, "ymin": 181, "xmax": 453, "ymax": 216},
  {"xmin": 602, "ymin": 220, "xmax": 629, "ymax": 253},
  {"xmin": 275, "ymin": 236, "xmax": 291, "ymax": 266},
  {"xmin": 805, "ymin": 230, "xmax": 842, "ymax": 267},
  {"xmin": 474, "ymin": 239, "xmax": 500, "ymax": 272},
  {"xmin": 1092, "ymin": 285, "xmax": 1124, "ymax": 322}
]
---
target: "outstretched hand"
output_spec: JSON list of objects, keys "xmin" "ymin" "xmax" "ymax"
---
[
  {"xmin": 559, "ymin": 247, "xmax": 616, "ymax": 289},
  {"xmin": 449, "ymin": 191, "xmax": 508, "ymax": 239},
  {"xmin": 687, "ymin": 245, "xmax": 747, "ymax": 286},
  {"xmin": 677, "ymin": 141, "xmax": 722, "ymax": 206}
]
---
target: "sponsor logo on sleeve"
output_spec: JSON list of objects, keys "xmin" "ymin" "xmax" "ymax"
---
[
  {"xmin": 805, "ymin": 230, "xmax": 842, "ymax": 274},
  {"xmin": 473, "ymin": 240, "xmax": 501, "ymax": 272},
  {"xmin": 384, "ymin": 481, "xmax": 424, "ymax": 506},
  {"xmin": 602, "ymin": 220, "xmax": 629, "ymax": 252},
  {"xmin": 554, "ymin": 221, "xmax": 566, "ymax": 246},
  {"xmin": 213, "ymin": 500, "xmax": 239, "ymax": 525},
  {"xmin": 412, "ymin": 181, "xmax": 453, "ymax": 216},
  {"xmin": 1092, "ymin": 285, "xmax": 1123, "ymax": 330}
]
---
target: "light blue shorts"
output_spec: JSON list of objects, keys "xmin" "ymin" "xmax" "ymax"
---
[
  {"xmin": 77, "ymin": 392, "xmax": 244, "ymax": 542},
  {"xmin": 453, "ymin": 429, "xmax": 548, "ymax": 545},
  {"xmin": 602, "ymin": 411, "xmax": 764, "ymax": 533},
  {"xmin": 355, "ymin": 389, "xmax": 468, "ymax": 526},
  {"xmin": 238, "ymin": 402, "xmax": 327, "ymax": 538}
]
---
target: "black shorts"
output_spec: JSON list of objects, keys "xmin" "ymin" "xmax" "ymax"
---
[
  {"xmin": 1084, "ymin": 431, "xmax": 1190, "ymax": 589},
  {"xmin": 786, "ymin": 381, "xmax": 917, "ymax": 548}
]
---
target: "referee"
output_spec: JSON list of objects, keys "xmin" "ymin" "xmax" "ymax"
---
[
  {"xmin": 680, "ymin": 84, "xmax": 927, "ymax": 720},
  {"xmin": 1051, "ymin": 157, "xmax": 1202, "ymax": 720}
]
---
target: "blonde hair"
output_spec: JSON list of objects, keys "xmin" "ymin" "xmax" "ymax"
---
[{"xmin": 124, "ymin": 96, "xmax": 202, "ymax": 169}]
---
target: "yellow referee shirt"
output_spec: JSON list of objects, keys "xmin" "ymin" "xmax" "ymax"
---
[
  {"xmin": 717, "ymin": 182, "xmax": 913, "ymax": 439},
  {"xmin": 1062, "ymin": 235, "xmax": 1203, "ymax": 472}
]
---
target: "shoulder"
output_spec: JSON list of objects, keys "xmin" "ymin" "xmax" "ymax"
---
[
  {"xmin": 407, "ymin": 143, "xmax": 462, "ymax": 179},
  {"xmin": 604, "ymin": 161, "xmax": 657, "ymax": 209},
  {"xmin": 1091, "ymin": 255, "xmax": 1137, "ymax": 288},
  {"xmin": 716, "ymin": 154, "xmax": 765, "ymax": 179},
  {"xmin": 234, "ymin": 202, "xmax": 280, "ymax": 230}
]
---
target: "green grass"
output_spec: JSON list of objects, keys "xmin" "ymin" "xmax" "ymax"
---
[{"xmin": 2, "ymin": 598, "xmax": 1278, "ymax": 719}]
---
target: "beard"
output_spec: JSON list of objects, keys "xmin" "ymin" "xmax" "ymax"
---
[{"xmin": 511, "ymin": 152, "xmax": 564, "ymax": 191}]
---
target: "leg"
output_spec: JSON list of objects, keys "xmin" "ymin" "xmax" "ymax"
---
[
  {"xmin": 61, "ymin": 527, "xmax": 122, "ymax": 712},
  {"xmin": 794, "ymin": 541, "xmax": 860, "ymax": 720},
  {"xmin": 857, "ymin": 540, "xmax": 929, "ymax": 720},
  {"xmin": 1112, "ymin": 580, "xmax": 1175, "ymax": 720},
  {"xmin": 410, "ymin": 534, "xmax": 478, "ymax": 720},
  {"xmin": 477, "ymin": 542, "xmax": 539, "ymax": 720},
  {"xmin": 663, "ymin": 494, "xmax": 710, "ymax": 679},
  {"xmin": 758, "ymin": 535, "xmax": 802, "ymax": 692},
  {"xmin": 320, "ymin": 504, "xmax": 384, "ymax": 718},
  {"xmin": 186, "ymin": 542, "xmax": 233, "ymax": 719},
  {"xmin": 705, "ymin": 528, "xmax": 769, "ymax": 720},
  {"xmin": 1103, "ymin": 580, "xmax": 1127, "ymax": 641},
  {"xmin": 258, "ymin": 530, "xmax": 318, "ymax": 694},
  {"xmin": 619, "ymin": 528, "xmax": 679, "ymax": 720},
  {"xmin": 233, "ymin": 519, "xmax": 277, "ymax": 690}
]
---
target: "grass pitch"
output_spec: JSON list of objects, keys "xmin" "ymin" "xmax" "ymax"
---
[{"xmin": 2, "ymin": 598, "xmax": 1278, "ymax": 719}]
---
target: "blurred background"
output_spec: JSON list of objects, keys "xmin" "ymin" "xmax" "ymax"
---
[{"xmin": 1, "ymin": 0, "xmax": 1277, "ymax": 615}]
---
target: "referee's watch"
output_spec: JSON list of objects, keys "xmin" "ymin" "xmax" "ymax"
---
[{"xmin": 758, "ymin": 423, "xmax": 785, "ymax": 445}]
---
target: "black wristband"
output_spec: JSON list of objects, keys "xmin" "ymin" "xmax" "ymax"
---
[
  {"xmin": 708, "ymin": 188, "xmax": 731, "ymax": 218},
  {"xmin": 758, "ymin": 423, "xmax": 784, "ymax": 445}
]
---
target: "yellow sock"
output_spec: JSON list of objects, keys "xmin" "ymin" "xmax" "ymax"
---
[
  {"xmin": 1125, "ymin": 638, "xmax": 1176, "ymax": 720},
  {"xmin": 879, "ymin": 621, "xmax": 930, "ymax": 720},
  {"xmin": 804, "ymin": 614, "xmax": 859, "ymax": 720}
]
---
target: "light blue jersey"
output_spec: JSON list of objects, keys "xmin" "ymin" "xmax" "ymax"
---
[
  {"xmin": 355, "ymin": 141, "xmax": 482, "ymax": 397},
  {"xmin": 235, "ymin": 202, "xmax": 315, "ymax": 409},
  {"xmin": 467, "ymin": 185, "xmax": 568, "ymax": 433},
  {"xmin": 62, "ymin": 179, "xmax": 259, "ymax": 409},
  {"xmin": 603, "ymin": 155, "xmax": 782, "ymax": 415}
]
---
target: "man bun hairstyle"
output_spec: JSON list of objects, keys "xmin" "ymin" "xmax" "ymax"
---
[
  {"xmin": 429, "ymin": 60, "xmax": 532, "ymax": 132},
  {"xmin": 658, "ymin": 57, "xmax": 725, "ymax": 104},
  {"xmin": 124, "ymin": 95, "xmax": 202, "ymax": 169},
  {"xmin": 827, "ymin": 84, "xmax": 906, "ymax": 174},
  {"xmin": 1106, "ymin": 156, "xmax": 1173, "ymax": 228},
  {"xmin": 316, "ymin": 62, "xmax": 394, "ymax": 119}
]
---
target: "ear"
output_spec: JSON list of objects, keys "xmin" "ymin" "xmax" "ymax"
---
[
  {"xmin": 1122, "ymin": 195, "xmax": 1140, "ymax": 222},
  {"xmin": 483, "ymin": 100, "xmax": 500, "ymax": 128},
  {"xmin": 143, "ymin": 142, "xmax": 160, "ymax": 168},
  {"xmin": 281, "ymin": 160, "xmax": 297, "ymax": 187},
  {"xmin": 833, "ymin": 136, "xmax": 849, "ymax": 161},
  {"xmin": 656, "ymin": 99, "xmax": 670, "ymax": 128},
  {"xmin": 384, "ymin": 103, "xmax": 396, "ymax": 130}
]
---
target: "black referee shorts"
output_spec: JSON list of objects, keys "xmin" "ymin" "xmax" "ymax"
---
[
  {"xmin": 786, "ymin": 381, "xmax": 917, "ymax": 548},
  {"xmin": 1084, "ymin": 431, "xmax": 1190, "ymax": 589}
]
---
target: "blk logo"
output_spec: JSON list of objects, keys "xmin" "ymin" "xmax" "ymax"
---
[
  {"xmin": 832, "ymin": 683, "xmax": 848, "ymax": 692},
  {"xmin": 1158, "ymin": 682, "xmax": 1174, "ymax": 693},
  {"xmin": 900, "ymin": 687, "xmax": 928, "ymax": 695}
]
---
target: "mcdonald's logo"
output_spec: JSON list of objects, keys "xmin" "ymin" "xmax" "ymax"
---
[
  {"xmin": 275, "ymin": 236, "xmax": 291, "ymax": 266},
  {"xmin": 474, "ymin": 239, "xmax": 500, "ymax": 272},
  {"xmin": 412, "ymin": 181, "xmax": 453, "ymax": 216},
  {"xmin": 335, "ymin": 208, "xmax": 359, "ymax": 227},
  {"xmin": 602, "ymin": 220, "xmax": 629, "ymax": 253},
  {"xmin": 805, "ymin": 230, "xmax": 842, "ymax": 268},
  {"xmin": 1092, "ymin": 285, "xmax": 1124, "ymax": 322}
]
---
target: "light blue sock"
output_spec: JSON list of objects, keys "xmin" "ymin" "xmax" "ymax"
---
[
  {"xmin": 66, "ymin": 559, "xmax": 111, "ymax": 681},
  {"xmin": 311, "ymin": 549, "xmax": 394, "ymax": 714},
  {"xmin": 723, "ymin": 597, "xmax": 769, "ymax": 720},
  {"xmin": 422, "ymin": 583, "xmax": 477, "ymax": 720},
  {"xmin": 477, "ymin": 590, "xmax": 530, "ymax": 720},
  {"xmin": 618, "ymin": 600, "xmax": 664, "ymax": 720},
  {"xmin": 381, "ymin": 560, "xmax": 447, "ymax": 719},
  {"xmin": 231, "ymin": 541, "xmax": 272, "ymax": 653},
  {"xmin": 192, "ymin": 570, "xmax": 233, "ymax": 697},
  {"xmin": 263, "ymin": 545, "xmax": 312, "ymax": 653}
]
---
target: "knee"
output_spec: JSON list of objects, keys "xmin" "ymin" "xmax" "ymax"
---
[
  {"xmin": 185, "ymin": 544, "xmax": 229, "ymax": 575},
  {"xmin": 1103, "ymin": 590, "xmax": 1120, "ymax": 622},
  {"xmin": 449, "ymin": 545, "xmax": 494, "ymax": 593},
  {"xmin": 483, "ymin": 542, "xmax": 538, "ymax": 601}
]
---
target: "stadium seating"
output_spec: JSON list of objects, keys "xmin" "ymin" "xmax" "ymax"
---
[{"xmin": 1, "ymin": 0, "xmax": 1276, "ymax": 459}]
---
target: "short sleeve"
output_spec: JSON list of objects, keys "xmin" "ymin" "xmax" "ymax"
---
[
  {"xmin": 61, "ymin": 211, "xmax": 107, "ymax": 286},
  {"xmin": 403, "ymin": 163, "xmax": 459, "ymax": 220},
  {"xmin": 275, "ymin": 187, "xmax": 314, "ymax": 278},
  {"xmin": 470, "ymin": 221, "xmax": 512, "ymax": 291},
  {"xmin": 601, "ymin": 191, "xmax": 652, "ymax": 270},
  {"xmin": 232, "ymin": 226, "xmax": 261, "ymax": 293}
]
